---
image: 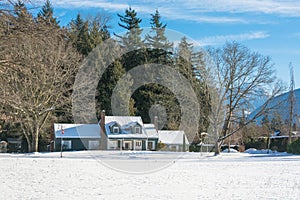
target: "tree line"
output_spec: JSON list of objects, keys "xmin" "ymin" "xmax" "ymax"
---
[{"xmin": 0, "ymin": 0, "xmax": 283, "ymax": 153}]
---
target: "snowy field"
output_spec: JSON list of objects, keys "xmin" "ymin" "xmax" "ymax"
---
[{"xmin": 1, "ymin": 150, "xmax": 300, "ymax": 200}]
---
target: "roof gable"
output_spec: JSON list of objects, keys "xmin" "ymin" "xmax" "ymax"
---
[
  {"xmin": 105, "ymin": 116, "xmax": 144, "ymax": 127},
  {"xmin": 104, "ymin": 116, "xmax": 148, "ymax": 137}
]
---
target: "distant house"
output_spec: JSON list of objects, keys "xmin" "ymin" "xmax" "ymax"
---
[
  {"xmin": 99, "ymin": 111, "xmax": 159, "ymax": 151},
  {"xmin": 53, "ymin": 124, "xmax": 101, "ymax": 151},
  {"xmin": 7, "ymin": 137, "xmax": 23, "ymax": 152},
  {"xmin": 158, "ymin": 130, "xmax": 189, "ymax": 152}
]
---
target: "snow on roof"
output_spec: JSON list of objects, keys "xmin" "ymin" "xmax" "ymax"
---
[
  {"xmin": 121, "ymin": 121, "xmax": 141, "ymax": 129},
  {"xmin": 108, "ymin": 134, "xmax": 148, "ymax": 139},
  {"xmin": 105, "ymin": 116, "xmax": 144, "ymax": 127},
  {"xmin": 54, "ymin": 124, "xmax": 100, "ymax": 139},
  {"xmin": 104, "ymin": 116, "xmax": 149, "ymax": 138},
  {"xmin": 144, "ymin": 124, "xmax": 158, "ymax": 138},
  {"xmin": 158, "ymin": 130, "xmax": 189, "ymax": 145}
]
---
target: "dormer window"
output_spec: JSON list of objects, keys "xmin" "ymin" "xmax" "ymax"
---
[
  {"xmin": 135, "ymin": 127, "xmax": 140, "ymax": 134},
  {"xmin": 113, "ymin": 126, "xmax": 119, "ymax": 134}
]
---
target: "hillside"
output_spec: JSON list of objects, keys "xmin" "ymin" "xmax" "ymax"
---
[{"xmin": 249, "ymin": 88, "xmax": 300, "ymax": 125}]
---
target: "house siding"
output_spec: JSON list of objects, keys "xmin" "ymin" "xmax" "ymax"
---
[{"xmin": 54, "ymin": 138, "xmax": 100, "ymax": 151}]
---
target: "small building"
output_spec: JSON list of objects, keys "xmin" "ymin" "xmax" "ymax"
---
[
  {"xmin": 53, "ymin": 124, "xmax": 101, "ymax": 151},
  {"xmin": 158, "ymin": 130, "xmax": 189, "ymax": 152},
  {"xmin": 99, "ymin": 111, "xmax": 159, "ymax": 151},
  {"xmin": 7, "ymin": 137, "xmax": 24, "ymax": 153}
]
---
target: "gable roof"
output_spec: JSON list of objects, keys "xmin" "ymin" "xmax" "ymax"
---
[
  {"xmin": 103, "ymin": 116, "xmax": 159, "ymax": 139},
  {"xmin": 105, "ymin": 116, "xmax": 144, "ymax": 127},
  {"xmin": 54, "ymin": 124, "xmax": 100, "ymax": 139},
  {"xmin": 144, "ymin": 124, "xmax": 159, "ymax": 138},
  {"xmin": 158, "ymin": 130, "xmax": 189, "ymax": 145}
]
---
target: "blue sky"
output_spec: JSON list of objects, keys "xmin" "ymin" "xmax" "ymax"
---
[{"xmin": 34, "ymin": 0, "xmax": 300, "ymax": 89}]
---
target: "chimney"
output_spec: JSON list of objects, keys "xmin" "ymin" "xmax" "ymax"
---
[
  {"xmin": 154, "ymin": 116, "xmax": 158, "ymax": 133},
  {"xmin": 100, "ymin": 110, "xmax": 105, "ymax": 134},
  {"xmin": 99, "ymin": 110, "xmax": 107, "ymax": 150}
]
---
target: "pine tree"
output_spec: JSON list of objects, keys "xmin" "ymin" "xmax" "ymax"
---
[
  {"xmin": 176, "ymin": 37, "xmax": 194, "ymax": 80},
  {"xmin": 146, "ymin": 9, "xmax": 173, "ymax": 64},
  {"xmin": 13, "ymin": 0, "xmax": 33, "ymax": 23},
  {"xmin": 68, "ymin": 13, "xmax": 91, "ymax": 56},
  {"xmin": 116, "ymin": 7, "xmax": 146, "ymax": 73},
  {"xmin": 117, "ymin": 7, "xmax": 143, "ymax": 49},
  {"xmin": 89, "ymin": 16, "xmax": 110, "ymax": 49},
  {"xmin": 37, "ymin": 0, "xmax": 59, "ymax": 27},
  {"xmin": 175, "ymin": 37, "xmax": 211, "ymax": 135},
  {"xmin": 132, "ymin": 9, "xmax": 178, "ymax": 127},
  {"xmin": 68, "ymin": 14, "xmax": 111, "ymax": 56}
]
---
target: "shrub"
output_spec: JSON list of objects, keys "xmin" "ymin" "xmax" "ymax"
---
[{"xmin": 287, "ymin": 139, "xmax": 300, "ymax": 154}]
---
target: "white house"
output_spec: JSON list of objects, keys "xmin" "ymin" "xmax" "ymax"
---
[
  {"xmin": 158, "ymin": 130, "xmax": 189, "ymax": 152},
  {"xmin": 99, "ymin": 111, "xmax": 159, "ymax": 151}
]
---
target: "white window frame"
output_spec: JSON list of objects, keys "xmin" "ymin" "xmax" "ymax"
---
[
  {"xmin": 62, "ymin": 140, "xmax": 72, "ymax": 150},
  {"xmin": 135, "ymin": 126, "xmax": 140, "ymax": 134},
  {"xmin": 135, "ymin": 141, "xmax": 142, "ymax": 146},
  {"xmin": 113, "ymin": 126, "xmax": 119, "ymax": 134},
  {"xmin": 108, "ymin": 140, "xmax": 118, "ymax": 150},
  {"xmin": 148, "ymin": 141, "xmax": 155, "ymax": 150},
  {"xmin": 88, "ymin": 140, "xmax": 100, "ymax": 150}
]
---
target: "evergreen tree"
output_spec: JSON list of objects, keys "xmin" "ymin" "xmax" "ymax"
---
[
  {"xmin": 146, "ymin": 9, "xmax": 173, "ymax": 64},
  {"xmin": 37, "ymin": 0, "xmax": 59, "ymax": 27},
  {"xmin": 176, "ymin": 37, "xmax": 195, "ymax": 80},
  {"xmin": 132, "ymin": 9, "xmax": 178, "ymax": 127},
  {"xmin": 116, "ymin": 7, "xmax": 146, "ymax": 72},
  {"xmin": 68, "ymin": 14, "xmax": 111, "ymax": 56},
  {"xmin": 96, "ymin": 59, "xmax": 126, "ymax": 116},
  {"xmin": 89, "ymin": 17, "xmax": 110, "ymax": 49},
  {"xmin": 117, "ymin": 7, "xmax": 143, "ymax": 49},
  {"xmin": 14, "ymin": 0, "xmax": 32, "ymax": 23},
  {"xmin": 175, "ymin": 37, "xmax": 211, "ymax": 135},
  {"xmin": 68, "ymin": 13, "xmax": 91, "ymax": 56}
]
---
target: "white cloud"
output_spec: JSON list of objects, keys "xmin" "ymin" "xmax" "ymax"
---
[
  {"xmin": 196, "ymin": 31, "xmax": 270, "ymax": 46},
  {"xmin": 159, "ymin": 0, "xmax": 300, "ymax": 17},
  {"xmin": 50, "ymin": 0, "xmax": 300, "ymax": 24},
  {"xmin": 50, "ymin": 0, "xmax": 247, "ymax": 24},
  {"xmin": 52, "ymin": 0, "xmax": 128, "ymax": 11}
]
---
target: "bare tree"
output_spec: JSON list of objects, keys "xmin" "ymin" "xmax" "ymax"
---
[
  {"xmin": 0, "ymin": 8, "xmax": 80, "ymax": 152},
  {"xmin": 204, "ymin": 42, "xmax": 284, "ymax": 155}
]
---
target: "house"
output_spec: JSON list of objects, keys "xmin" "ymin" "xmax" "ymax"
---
[
  {"xmin": 158, "ymin": 130, "xmax": 189, "ymax": 152},
  {"xmin": 99, "ymin": 111, "xmax": 159, "ymax": 151},
  {"xmin": 144, "ymin": 124, "xmax": 159, "ymax": 150},
  {"xmin": 53, "ymin": 123, "xmax": 101, "ymax": 151},
  {"xmin": 6, "ymin": 137, "xmax": 23, "ymax": 152}
]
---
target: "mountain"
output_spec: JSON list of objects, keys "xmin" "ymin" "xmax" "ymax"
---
[{"xmin": 249, "ymin": 88, "xmax": 300, "ymax": 125}]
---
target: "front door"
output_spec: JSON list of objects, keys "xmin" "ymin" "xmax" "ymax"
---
[{"xmin": 124, "ymin": 141, "xmax": 132, "ymax": 150}]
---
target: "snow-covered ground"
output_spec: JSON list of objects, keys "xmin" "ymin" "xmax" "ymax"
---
[{"xmin": 1, "ymin": 150, "xmax": 300, "ymax": 200}]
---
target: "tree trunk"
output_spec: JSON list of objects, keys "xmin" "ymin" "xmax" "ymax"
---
[
  {"xmin": 27, "ymin": 139, "xmax": 32, "ymax": 153},
  {"xmin": 21, "ymin": 123, "xmax": 32, "ymax": 152},
  {"xmin": 33, "ymin": 127, "xmax": 39, "ymax": 152},
  {"xmin": 214, "ymin": 141, "xmax": 221, "ymax": 155}
]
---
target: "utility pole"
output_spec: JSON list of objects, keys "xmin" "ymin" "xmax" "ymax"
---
[{"xmin": 288, "ymin": 63, "xmax": 295, "ymax": 145}]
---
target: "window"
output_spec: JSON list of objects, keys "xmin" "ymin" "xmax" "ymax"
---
[
  {"xmin": 113, "ymin": 126, "xmax": 119, "ymax": 134},
  {"xmin": 148, "ymin": 141, "xmax": 155, "ymax": 150},
  {"xmin": 62, "ymin": 140, "xmax": 71, "ymax": 150},
  {"xmin": 136, "ymin": 141, "xmax": 142, "ymax": 146},
  {"xmin": 88, "ymin": 140, "xmax": 99, "ymax": 150},
  {"xmin": 135, "ymin": 127, "xmax": 140, "ymax": 134},
  {"xmin": 108, "ymin": 140, "xmax": 118, "ymax": 150}
]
